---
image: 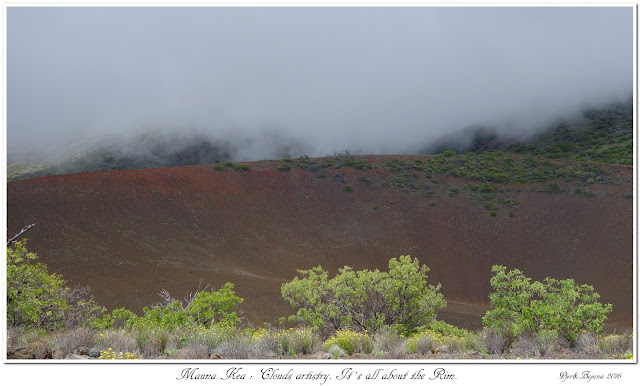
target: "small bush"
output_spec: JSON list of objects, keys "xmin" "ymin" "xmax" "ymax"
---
[
  {"xmin": 544, "ymin": 182, "xmax": 562, "ymax": 194},
  {"xmin": 324, "ymin": 330, "xmax": 373, "ymax": 354},
  {"xmin": 248, "ymin": 329, "xmax": 279, "ymax": 358},
  {"xmin": 483, "ymin": 326, "xmax": 513, "ymax": 355},
  {"xmin": 342, "ymin": 185, "xmax": 353, "ymax": 192},
  {"xmin": 275, "ymin": 327, "xmax": 320, "ymax": 356},
  {"xmin": 478, "ymin": 183, "xmax": 494, "ymax": 194},
  {"xmin": 276, "ymin": 159, "xmax": 293, "ymax": 172},
  {"xmin": 575, "ymin": 331, "xmax": 602, "ymax": 357},
  {"xmin": 406, "ymin": 332, "xmax": 433, "ymax": 355},
  {"xmin": 133, "ymin": 327, "xmax": 171, "ymax": 358},
  {"xmin": 327, "ymin": 344, "xmax": 346, "ymax": 358},
  {"xmin": 442, "ymin": 150, "xmax": 457, "ymax": 157},
  {"xmin": 599, "ymin": 334, "xmax": 632, "ymax": 356},
  {"xmin": 373, "ymin": 326, "xmax": 407, "ymax": 359},
  {"xmin": 439, "ymin": 335, "xmax": 466, "ymax": 353},
  {"xmin": 536, "ymin": 329, "xmax": 559, "ymax": 356},
  {"xmin": 232, "ymin": 164, "xmax": 250, "ymax": 172}
]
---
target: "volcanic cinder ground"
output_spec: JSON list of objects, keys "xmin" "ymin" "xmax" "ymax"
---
[{"xmin": 6, "ymin": 158, "xmax": 634, "ymax": 331}]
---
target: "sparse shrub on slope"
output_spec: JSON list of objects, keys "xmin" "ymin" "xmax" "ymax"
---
[
  {"xmin": 281, "ymin": 255, "xmax": 446, "ymax": 336},
  {"xmin": 482, "ymin": 265, "xmax": 612, "ymax": 347}
]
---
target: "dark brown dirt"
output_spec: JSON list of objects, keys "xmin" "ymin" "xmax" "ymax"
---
[{"xmin": 6, "ymin": 158, "xmax": 633, "ymax": 331}]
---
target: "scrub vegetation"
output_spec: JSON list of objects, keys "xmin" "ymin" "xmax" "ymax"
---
[{"xmin": 7, "ymin": 242, "xmax": 631, "ymax": 360}]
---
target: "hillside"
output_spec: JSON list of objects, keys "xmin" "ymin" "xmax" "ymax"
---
[
  {"xmin": 423, "ymin": 99, "xmax": 633, "ymax": 165},
  {"xmin": 8, "ymin": 100, "xmax": 633, "ymax": 183},
  {"xmin": 7, "ymin": 132, "xmax": 234, "ymax": 182},
  {"xmin": 6, "ymin": 154, "xmax": 633, "ymax": 331}
]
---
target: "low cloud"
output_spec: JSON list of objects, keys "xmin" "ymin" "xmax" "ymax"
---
[{"xmin": 7, "ymin": 6, "xmax": 633, "ymax": 161}]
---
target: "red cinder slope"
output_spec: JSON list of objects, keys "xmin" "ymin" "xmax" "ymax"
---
[{"xmin": 7, "ymin": 161, "xmax": 633, "ymax": 330}]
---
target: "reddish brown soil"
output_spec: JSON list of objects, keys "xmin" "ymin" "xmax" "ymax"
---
[{"xmin": 6, "ymin": 158, "xmax": 633, "ymax": 331}]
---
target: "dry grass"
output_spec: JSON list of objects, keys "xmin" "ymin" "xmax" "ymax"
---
[
  {"xmin": 483, "ymin": 327, "xmax": 512, "ymax": 355},
  {"xmin": 6, "ymin": 324, "xmax": 633, "ymax": 360},
  {"xmin": 52, "ymin": 327, "xmax": 96, "ymax": 353},
  {"xmin": 216, "ymin": 337, "xmax": 251, "ymax": 359},
  {"xmin": 373, "ymin": 327, "xmax": 407, "ymax": 359},
  {"xmin": 173, "ymin": 340, "xmax": 210, "ymax": 359},
  {"xmin": 413, "ymin": 335, "xmax": 433, "ymax": 355},
  {"xmin": 94, "ymin": 329, "xmax": 138, "ymax": 354}
]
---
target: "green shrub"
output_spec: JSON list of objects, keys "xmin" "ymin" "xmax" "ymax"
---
[
  {"xmin": 441, "ymin": 150, "xmax": 457, "ymax": 157},
  {"xmin": 342, "ymin": 185, "xmax": 353, "ymax": 192},
  {"xmin": 186, "ymin": 283, "xmax": 243, "ymax": 326},
  {"xmin": 324, "ymin": 330, "xmax": 373, "ymax": 354},
  {"xmin": 91, "ymin": 307, "xmax": 137, "ymax": 330},
  {"xmin": 482, "ymin": 265, "xmax": 612, "ymax": 346},
  {"xmin": 406, "ymin": 331, "xmax": 434, "ymax": 355},
  {"xmin": 126, "ymin": 283, "xmax": 243, "ymax": 331},
  {"xmin": 426, "ymin": 320, "xmax": 466, "ymax": 337},
  {"xmin": 536, "ymin": 329, "xmax": 559, "ymax": 356},
  {"xmin": 478, "ymin": 183, "xmax": 495, "ymax": 194},
  {"xmin": 544, "ymin": 182, "xmax": 562, "ymax": 194},
  {"xmin": 276, "ymin": 159, "xmax": 294, "ymax": 172},
  {"xmin": 274, "ymin": 327, "xmax": 320, "ymax": 356},
  {"xmin": 7, "ymin": 241, "xmax": 105, "ymax": 331},
  {"xmin": 281, "ymin": 256, "xmax": 446, "ymax": 336},
  {"xmin": 598, "ymin": 334, "xmax": 632, "ymax": 356},
  {"xmin": 232, "ymin": 164, "xmax": 251, "ymax": 172}
]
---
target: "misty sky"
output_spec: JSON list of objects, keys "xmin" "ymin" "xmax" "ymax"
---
[{"xmin": 7, "ymin": 6, "xmax": 633, "ymax": 160}]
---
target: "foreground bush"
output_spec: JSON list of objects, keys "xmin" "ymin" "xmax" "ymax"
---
[
  {"xmin": 482, "ymin": 265, "xmax": 612, "ymax": 346},
  {"xmin": 7, "ymin": 241, "xmax": 104, "ymax": 331},
  {"xmin": 91, "ymin": 283, "xmax": 243, "ymax": 332},
  {"xmin": 281, "ymin": 255, "xmax": 446, "ymax": 336}
]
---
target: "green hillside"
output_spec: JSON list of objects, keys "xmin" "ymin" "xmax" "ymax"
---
[
  {"xmin": 504, "ymin": 100, "xmax": 633, "ymax": 164},
  {"xmin": 424, "ymin": 99, "xmax": 633, "ymax": 165}
]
